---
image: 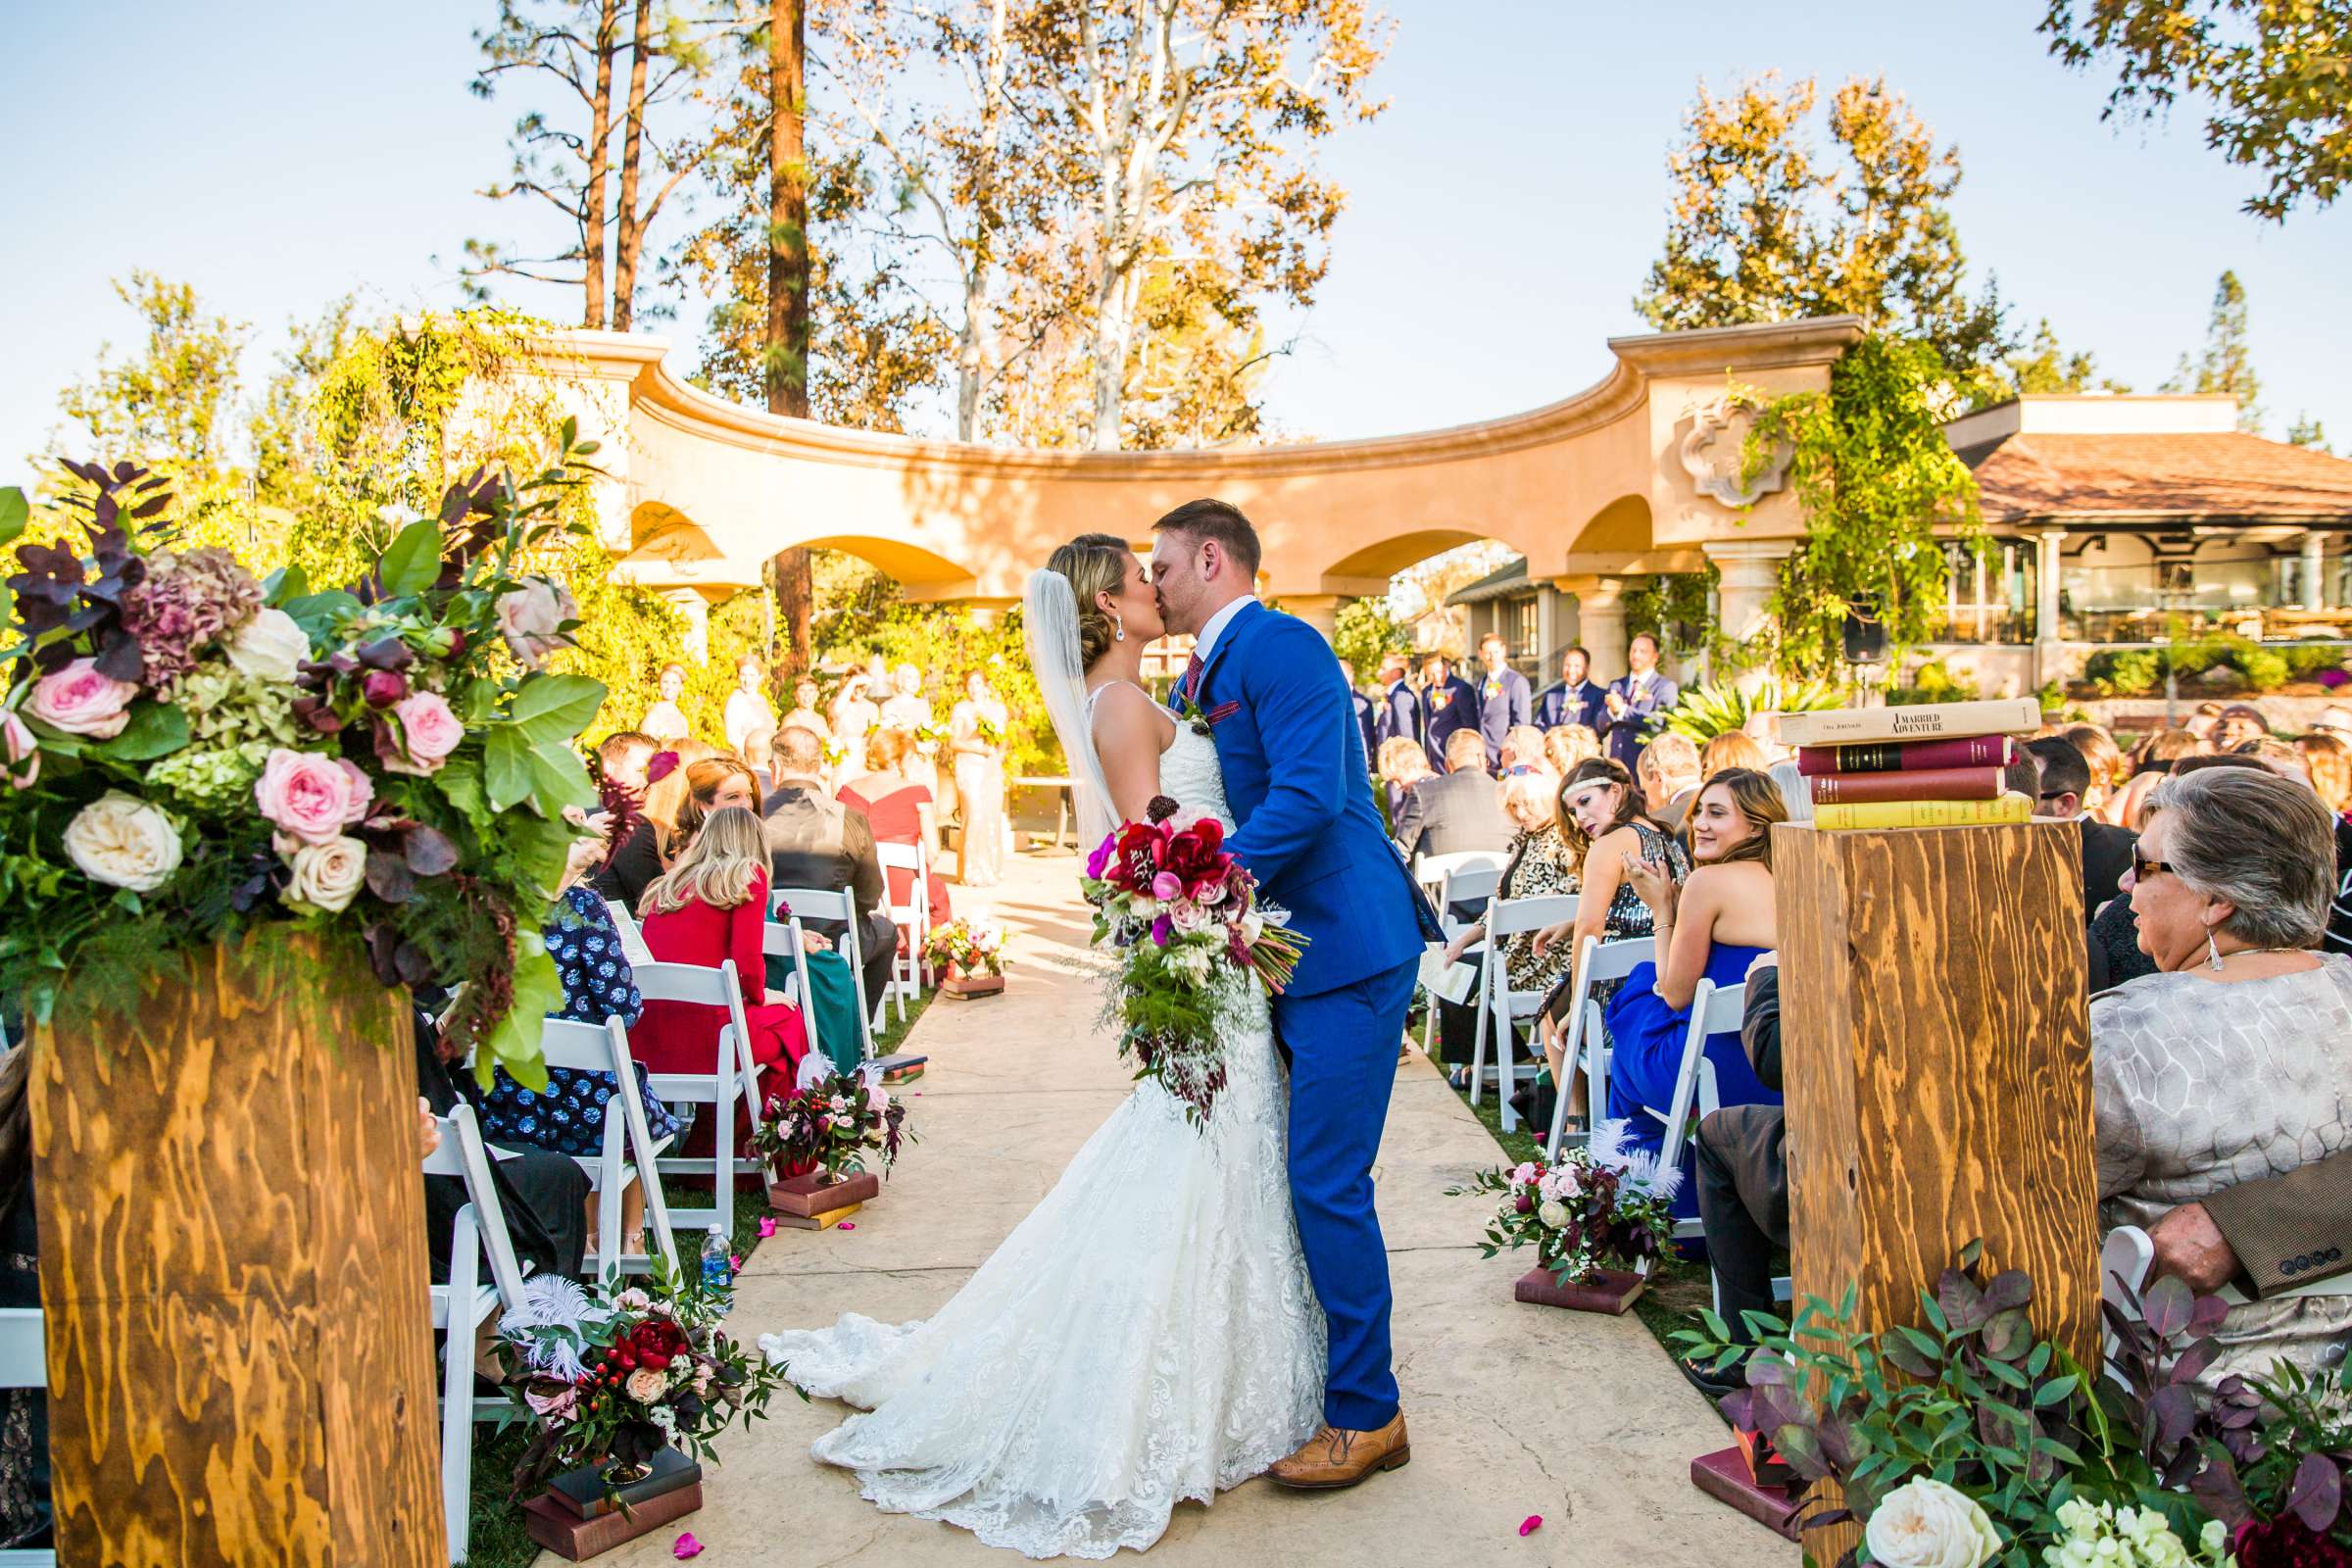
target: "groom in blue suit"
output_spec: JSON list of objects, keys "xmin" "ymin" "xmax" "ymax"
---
[{"xmin": 1150, "ymin": 500, "xmax": 1442, "ymax": 1490}]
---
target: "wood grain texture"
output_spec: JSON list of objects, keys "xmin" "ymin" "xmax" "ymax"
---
[
  {"xmin": 1774, "ymin": 821, "xmax": 2100, "ymax": 1567},
  {"xmin": 31, "ymin": 929, "xmax": 443, "ymax": 1566}
]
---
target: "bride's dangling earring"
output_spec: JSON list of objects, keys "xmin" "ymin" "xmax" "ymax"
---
[{"xmin": 1113, "ymin": 612, "xmax": 1126, "ymax": 643}]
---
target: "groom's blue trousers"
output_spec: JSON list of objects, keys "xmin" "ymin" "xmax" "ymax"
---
[{"xmin": 1275, "ymin": 953, "xmax": 1418, "ymax": 1433}]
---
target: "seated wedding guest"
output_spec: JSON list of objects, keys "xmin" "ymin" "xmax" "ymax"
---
[
  {"xmin": 1432, "ymin": 769, "xmax": 1582, "ymax": 1082},
  {"xmin": 0, "ymin": 1048, "xmax": 46, "ymax": 1548},
  {"xmin": 2141, "ymin": 1143, "xmax": 2352, "ymax": 1298},
  {"xmin": 1375, "ymin": 736, "xmax": 1434, "ymax": 829},
  {"xmin": 594, "ymin": 744, "xmax": 735, "ymax": 907},
  {"xmin": 1532, "ymin": 758, "xmax": 1690, "ymax": 1106},
  {"xmin": 1419, "ymin": 653, "xmax": 1480, "ymax": 773},
  {"xmin": 2092, "ymin": 764, "xmax": 2352, "ymax": 1391},
  {"xmin": 633, "ymin": 806, "xmax": 810, "ymax": 1158},
  {"xmin": 2025, "ymin": 735, "xmax": 2137, "ymax": 917},
  {"xmin": 1603, "ymin": 767, "xmax": 1784, "ymax": 1222},
  {"xmin": 2118, "ymin": 727, "xmax": 2208, "ymax": 831},
  {"xmin": 1497, "ymin": 724, "xmax": 1549, "ymax": 777},
  {"xmin": 1693, "ymin": 954, "xmax": 1783, "ymax": 1352},
  {"xmin": 764, "ymin": 725, "xmax": 899, "ymax": 1024},
  {"xmin": 2093, "ymin": 754, "xmax": 2271, "ymax": 990},
  {"xmin": 2214, "ymin": 703, "xmax": 2272, "ymax": 752},
  {"xmin": 597, "ymin": 730, "xmax": 660, "ymax": 795},
  {"xmin": 840, "ymin": 725, "xmax": 952, "ymax": 930},
  {"xmin": 416, "ymin": 1010, "xmax": 589, "ymax": 1283},
  {"xmin": 1766, "ymin": 759, "xmax": 1814, "ymax": 824},
  {"xmin": 1393, "ymin": 727, "xmax": 1513, "ymax": 880},
  {"xmin": 1699, "ymin": 729, "xmax": 1767, "ymax": 780},
  {"xmin": 639, "ymin": 662, "xmax": 691, "ymax": 745},
  {"xmin": 1543, "ymin": 724, "xmax": 1601, "ymax": 777},
  {"xmin": 741, "ymin": 725, "xmax": 777, "ymax": 796},
  {"xmin": 2066, "ymin": 723, "xmax": 2129, "ymax": 824},
  {"xmin": 2297, "ymin": 730, "xmax": 2352, "ymax": 821},
  {"xmin": 1638, "ymin": 732, "xmax": 1704, "ymax": 828}
]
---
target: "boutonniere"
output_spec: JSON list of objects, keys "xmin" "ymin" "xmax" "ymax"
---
[{"xmin": 1175, "ymin": 689, "xmax": 1239, "ymax": 737}]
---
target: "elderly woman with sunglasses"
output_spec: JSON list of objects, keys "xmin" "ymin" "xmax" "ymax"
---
[{"xmin": 2094, "ymin": 764, "xmax": 2352, "ymax": 1391}]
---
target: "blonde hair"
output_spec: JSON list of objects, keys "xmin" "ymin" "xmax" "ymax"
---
[
  {"xmin": 1543, "ymin": 725, "xmax": 1600, "ymax": 774},
  {"xmin": 2299, "ymin": 731, "xmax": 2352, "ymax": 816},
  {"xmin": 1500, "ymin": 769, "xmax": 1560, "ymax": 830},
  {"xmin": 639, "ymin": 806, "xmax": 768, "ymax": 917},
  {"xmin": 1377, "ymin": 736, "xmax": 1433, "ymax": 785},
  {"xmin": 1700, "ymin": 730, "xmax": 1768, "ymax": 777},
  {"xmin": 1046, "ymin": 533, "xmax": 1133, "ymax": 671}
]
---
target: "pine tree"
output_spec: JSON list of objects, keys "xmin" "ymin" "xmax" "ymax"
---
[{"xmin": 2160, "ymin": 270, "xmax": 2264, "ymax": 432}]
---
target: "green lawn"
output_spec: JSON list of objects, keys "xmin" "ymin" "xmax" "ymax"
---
[{"xmin": 465, "ymin": 985, "xmax": 937, "ymax": 1565}]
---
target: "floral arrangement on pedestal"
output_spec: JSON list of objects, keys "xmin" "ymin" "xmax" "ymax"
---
[
  {"xmin": 0, "ymin": 437, "xmax": 609, "ymax": 1085},
  {"xmin": 1675, "ymin": 1241, "xmax": 2352, "ymax": 1568},
  {"xmin": 1080, "ymin": 796, "xmax": 1306, "ymax": 1126},
  {"xmin": 1449, "ymin": 1120, "xmax": 1681, "ymax": 1286},
  {"xmin": 923, "ymin": 915, "xmax": 1005, "ymax": 978},
  {"xmin": 495, "ymin": 1259, "xmax": 793, "ymax": 1502},
  {"xmin": 752, "ymin": 1055, "xmax": 911, "ymax": 1181}
]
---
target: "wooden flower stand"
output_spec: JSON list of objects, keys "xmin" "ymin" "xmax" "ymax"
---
[
  {"xmin": 940, "ymin": 963, "xmax": 1003, "ymax": 1001},
  {"xmin": 29, "ymin": 929, "xmax": 442, "ymax": 1565},
  {"xmin": 767, "ymin": 1168, "xmax": 880, "ymax": 1230},
  {"xmin": 1513, "ymin": 1265, "xmax": 1645, "ymax": 1315}
]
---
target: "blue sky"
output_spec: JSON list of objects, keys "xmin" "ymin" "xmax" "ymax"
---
[{"xmin": 4, "ymin": 0, "xmax": 2345, "ymax": 486}]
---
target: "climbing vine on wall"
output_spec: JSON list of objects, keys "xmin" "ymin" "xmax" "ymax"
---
[{"xmin": 1743, "ymin": 333, "xmax": 1984, "ymax": 678}]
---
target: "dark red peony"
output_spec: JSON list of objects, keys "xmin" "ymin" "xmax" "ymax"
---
[{"xmin": 2234, "ymin": 1515, "xmax": 2352, "ymax": 1568}]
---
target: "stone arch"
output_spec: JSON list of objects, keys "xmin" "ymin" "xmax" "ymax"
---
[{"xmin": 797, "ymin": 534, "xmax": 982, "ymax": 600}]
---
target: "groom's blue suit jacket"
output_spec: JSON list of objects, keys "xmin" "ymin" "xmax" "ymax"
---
[{"xmin": 1182, "ymin": 601, "xmax": 1442, "ymax": 999}]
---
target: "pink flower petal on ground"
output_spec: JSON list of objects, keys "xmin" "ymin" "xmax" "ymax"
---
[
  {"xmin": 673, "ymin": 1531, "xmax": 704, "ymax": 1558},
  {"xmin": 730, "ymin": 1254, "xmax": 743, "ymax": 1270},
  {"xmin": 838, "ymin": 1221, "xmax": 856, "ymax": 1231},
  {"xmin": 1518, "ymin": 1515, "xmax": 1543, "ymax": 1537},
  {"xmin": 757, "ymin": 1216, "xmax": 776, "ymax": 1238}
]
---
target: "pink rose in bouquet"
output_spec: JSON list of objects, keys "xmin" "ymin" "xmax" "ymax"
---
[
  {"xmin": 255, "ymin": 749, "xmax": 374, "ymax": 844},
  {"xmin": 1, "ymin": 710, "xmax": 35, "ymax": 790},
  {"xmin": 378, "ymin": 691, "xmax": 463, "ymax": 775},
  {"xmin": 25, "ymin": 658, "xmax": 137, "ymax": 738},
  {"xmin": 495, "ymin": 576, "xmax": 578, "ymax": 668}
]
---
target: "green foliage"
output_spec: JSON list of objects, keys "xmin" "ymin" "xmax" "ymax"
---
[
  {"xmin": 2159, "ymin": 270, "xmax": 2263, "ymax": 430},
  {"xmin": 48, "ymin": 272, "xmax": 250, "ymax": 484},
  {"xmin": 1331, "ymin": 597, "xmax": 1411, "ymax": 683},
  {"xmin": 1747, "ymin": 334, "xmax": 1986, "ymax": 679},
  {"xmin": 1623, "ymin": 568, "xmax": 1720, "ymax": 663},
  {"xmin": 812, "ymin": 575, "xmax": 1054, "ymax": 771},
  {"xmin": 1885, "ymin": 657, "xmax": 1984, "ymax": 706},
  {"xmin": 2082, "ymin": 631, "xmax": 2345, "ymax": 696},
  {"xmin": 1661, "ymin": 678, "xmax": 1843, "ymax": 742},
  {"xmin": 2288, "ymin": 414, "xmax": 2332, "ymax": 452},
  {"xmin": 2085, "ymin": 648, "xmax": 2166, "ymax": 698}
]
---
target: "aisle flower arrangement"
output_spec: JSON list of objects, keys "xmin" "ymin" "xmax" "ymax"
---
[
  {"xmin": 753, "ymin": 1055, "xmax": 911, "ymax": 1180},
  {"xmin": 1080, "ymin": 796, "xmax": 1306, "ymax": 1126},
  {"xmin": 1450, "ymin": 1120, "xmax": 1681, "ymax": 1287},
  {"xmin": 923, "ymin": 915, "xmax": 1006, "ymax": 978},
  {"xmin": 496, "ymin": 1259, "xmax": 793, "ymax": 1502},
  {"xmin": 0, "ymin": 443, "xmax": 610, "ymax": 1085},
  {"xmin": 1676, "ymin": 1240, "xmax": 2352, "ymax": 1567}
]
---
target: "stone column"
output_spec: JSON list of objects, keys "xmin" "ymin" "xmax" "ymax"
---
[
  {"xmin": 1284, "ymin": 594, "xmax": 1344, "ymax": 645},
  {"xmin": 664, "ymin": 588, "xmax": 712, "ymax": 664},
  {"xmin": 1702, "ymin": 539, "xmax": 1794, "ymax": 690},
  {"xmin": 1555, "ymin": 577, "xmax": 1630, "ymax": 681},
  {"xmin": 2035, "ymin": 529, "xmax": 2067, "ymax": 689},
  {"xmin": 2305, "ymin": 530, "xmax": 2329, "ymax": 611}
]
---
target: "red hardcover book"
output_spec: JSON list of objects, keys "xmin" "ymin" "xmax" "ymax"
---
[
  {"xmin": 1807, "ymin": 765, "xmax": 2003, "ymax": 806},
  {"xmin": 1795, "ymin": 734, "xmax": 2015, "ymax": 776}
]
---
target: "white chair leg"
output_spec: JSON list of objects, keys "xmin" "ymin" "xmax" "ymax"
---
[{"xmin": 1468, "ymin": 959, "xmax": 1491, "ymax": 1109}]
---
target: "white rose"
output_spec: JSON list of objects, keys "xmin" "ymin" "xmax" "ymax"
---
[
  {"xmin": 1863, "ymin": 1477, "xmax": 2000, "ymax": 1568},
  {"xmin": 286, "ymin": 834, "xmax": 368, "ymax": 913},
  {"xmin": 224, "ymin": 607, "xmax": 311, "ymax": 682},
  {"xmin": 1536, "ymin": 1200, "xmax": 1569, "ymax": 1229},
  {"xmin": 1168, "ymin": 900, "xmax": 1210, "ymax": 934},
  {"xmin": 63, "ymin": 791, "xmax": 183, "ymax": 892}
]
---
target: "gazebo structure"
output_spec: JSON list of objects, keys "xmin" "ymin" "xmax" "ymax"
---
[{"xmin": 535, "ymin": 317, "xmax": 1865, "ymax": 680}]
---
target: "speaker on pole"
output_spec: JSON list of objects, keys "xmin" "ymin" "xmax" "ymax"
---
[{"xmin": 1841, "ymin": 594, "xmax": 1886, "ymax": 665}]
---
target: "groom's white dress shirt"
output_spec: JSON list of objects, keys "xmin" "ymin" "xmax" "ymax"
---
[{"xmin": 1190, "ymin": 596, "xmax": 1257, "ymax": 671}]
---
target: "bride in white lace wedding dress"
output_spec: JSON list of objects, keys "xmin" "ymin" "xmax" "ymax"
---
[{"xmin": 757, "ymin": 545, "xmax": 1324, "ymax": 1559}]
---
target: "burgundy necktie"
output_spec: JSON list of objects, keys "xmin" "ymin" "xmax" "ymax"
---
[{"xmin": 1183, "ymin": 651, "xmax": 1203, "ymax": 700}]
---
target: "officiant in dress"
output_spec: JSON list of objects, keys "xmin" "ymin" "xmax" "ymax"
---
[{"xmin": 1598, "ymin": 632, "xmax": 1678, "ymax": 769}]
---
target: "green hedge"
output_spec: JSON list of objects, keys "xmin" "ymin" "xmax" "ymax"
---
[{"xmin": 2082, "ymin": 634, "xmax": 2349, "ymax": 697}]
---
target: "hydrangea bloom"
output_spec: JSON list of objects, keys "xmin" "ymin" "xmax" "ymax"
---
[{"xmin": 120, "ymin": 547, "xmax": 262, "ymax": 684}]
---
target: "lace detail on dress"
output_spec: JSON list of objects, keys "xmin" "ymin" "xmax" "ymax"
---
[{"xmin": 758, "ymin": 687, "xmax": 1324, "ymax": 1559}]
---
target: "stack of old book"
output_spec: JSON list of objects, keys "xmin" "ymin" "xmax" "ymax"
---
[{"xmin": 1782, "ymin": 696, "xmax": 2043, "ymax": 831}]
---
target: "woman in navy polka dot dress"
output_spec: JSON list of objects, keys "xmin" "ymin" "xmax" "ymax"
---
[{"xmin": 476, "ymin": 885, "xmax": 683, "ymax": 1155}]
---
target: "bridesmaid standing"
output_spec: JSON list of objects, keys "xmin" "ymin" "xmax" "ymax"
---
[{"xmin": 951, "ymin": 669, "xmax": 1008, "ymax": 887}]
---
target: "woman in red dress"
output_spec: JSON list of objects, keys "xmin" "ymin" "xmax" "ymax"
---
[
  {"xmin": 631, "ymin": 805, "xmax": 808, "ymax": 1160},
  {"xmin": 838, "ymin": 726, "xmax": 953, "ymax": 929}
]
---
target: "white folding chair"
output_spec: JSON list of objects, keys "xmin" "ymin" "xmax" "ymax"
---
[
  {"xmin": 1415, "ymin": 848, "xmax": 1508, "ymax": 912},
  {"xmin": 424, "ymin": 1101, "xmax": 530, "ymax": 1565},
  {"xmin": 631, "ymin": 958, "xmax": 766, "ymax": 1245},
  {"xmin": 1468, "ymin": 892, "xmax": 1578, "ymax": 1133},
  {"xmin": 536, "ymin": 1017, "xmax": 679, "ymax": 1279},
  {"xmin": 772, "ymin": 887, "xmax": 877, "ymax": 1062},
  {"xmin": 604, "ymin": 898, "xmax": 656, "ymax": 966},
  {"xmin": 1639, "ymin": 976, "xmax": 1749, "ymax": 1271},
  {"xmin": 874, "ymin": 841, "xmax": 930, "ymax": 1024},
  {"xmin": 762, "ymin": 916, "xmax": 824, "ymax": 1067},
  {"xmin": 1419, "ymin": 862, "xmax": 1501, "ymax": 1058},
  {"xmin": 1544, "ymin": 934, "xmax": 1657, "ymax": 1161},
  {"xmin": 0, "ymin": 1310, "xmax": 49, "ymax": 1567}
]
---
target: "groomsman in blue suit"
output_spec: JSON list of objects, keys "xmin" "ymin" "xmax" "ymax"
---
[
  {"xmin": 1533, "ymin": 645, "xmax": 1608, "ymax": 733},
  {"xmin": 1418, "ymin": 654, "xmax": 1478, "ymax": 773},
  {"xmin": 1471, "ymin": 633, "xmax": 1531, "ymax": 767},
  {"xmin": 1375, "ymin": 656, "xmax": 1419, "ymax": 758},
  {"xmin": 1597, "ymin": 631, "xmax": 1680, "ymax": 768},
  {"xmin": 1340, "ymin": 658, "xmax": 1379, "ymax": 772}
]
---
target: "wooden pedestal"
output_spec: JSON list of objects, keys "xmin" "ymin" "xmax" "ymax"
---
[
  {"xmin": 941, "ymin": 968, "xmax": 1003, "ymax": 1000},
  {"xmin": 1775, "ymin": 821, "xmax": 2099, "ymax": 1566},
  {"xmin": 1513, "ymin": 1265, "xmax": 1644, "ymax": 1314},
  {"xmin": 30, "ymin": 928, "xmax": 441, "ymax": 1565}
]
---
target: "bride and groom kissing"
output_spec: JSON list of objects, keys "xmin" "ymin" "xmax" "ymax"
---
[{"xmin": 758, "ymin": 499, "xmax": 1445, "ymax": 1558}]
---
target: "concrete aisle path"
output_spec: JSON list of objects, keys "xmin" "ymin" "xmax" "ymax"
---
[{"xmin": 583, "ymin": 851, "xmax": 1775, "ymax": 1568}]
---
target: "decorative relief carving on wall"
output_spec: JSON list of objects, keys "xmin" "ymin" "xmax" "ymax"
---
[{"xmin": 1678, "ymin": 397, "xmax": 1792, "ymax": 509}]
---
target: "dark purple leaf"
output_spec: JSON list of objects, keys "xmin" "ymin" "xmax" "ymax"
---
[
  {"xmin": 1981, "ymin": 1308, "xmax": 2034, "ymax": 1361},
  {"xmin": 2188, "ymin": 1295, "xmax": 2231, "ymax": 1335},
  {"xmin": 91, "ymin": 634, "xmax": 143, "ymax": 683},
  {"xmin": 1980, "ymin": 1269, "xmax": 2033, "ymax": 1313},
  {"xmin": 1772, "ymin": 1425, "xmax": 1831, "ymax": 1483},
  {"xmin": 2288, "ymin": 1453, "xmax": 2342, "ymax": 1533},
  {"xmin": 2171, "ymin": 1341, "xmax": 2217, "ymax": 1387},
  {"xmin": 2148, "ymin": 1383, "xmax": 2198, "ymax": 1447},
  {"xmin": 2189, "ymin": 1457, "xmax": 2252, "ymax": 1526},
  {"xmin": 356, "ymin": 636, "xmax": 415, "ymax": 672},
  {"xmin": 1816, "ymin": 1412, "xmax": 1858, "ymax": 1472},
  {"xmin": 364, "ymin": 923, "xmax": 403, "ymax": 986},
  {"xmin": 2143, "ymin": 1275, "xmax": 2194, "ymax": 1340},
  {"xmin": 128, "ymin": 495, "xmax": 168, "ymax": 518},
  {"xmin": 1938, "ymin": 1268, "xmax": 1989, "ymax": 1333},
  {"xmin": 366, "ymin": 850, "xmax": 416, "ymax": 905},
  {"xmin": 393, "ymin": 942, "xmax": 433, "ymax": 986},
  {"xmin": 404, "ymin": 825, "xmax": 458, "ymax": 877}
]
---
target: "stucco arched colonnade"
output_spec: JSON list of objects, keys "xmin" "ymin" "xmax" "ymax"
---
[{"xmin": 537, "ymin": 316, "xmax": 1863, "ymax": 680}]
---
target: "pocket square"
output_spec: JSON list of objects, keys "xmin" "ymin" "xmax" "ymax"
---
[{"xmin": 1204, "ymin": 700, "xmax": 1241, "ymax": 725}]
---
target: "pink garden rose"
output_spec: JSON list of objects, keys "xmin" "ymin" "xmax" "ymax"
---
[
  {"xmin": 254, "ymin": 749, "xmax": 374, "ymax": 845},
  {"xmin": 494, "ymin": 577, "xmax": 578, "ymax": 669},
  {"xmin": 1, "ymin": 710, "xmax": 35, "ymax": 790},
  {"xmin": 380, "ymin": 691, "xmax": 463, "ymax": 776},
  {"xmin": 25, "ymin": 658, "xmax": 137, "ymax": 739}
]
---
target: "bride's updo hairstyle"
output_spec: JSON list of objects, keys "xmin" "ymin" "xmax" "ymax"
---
[{"xmin": 1045, "ymin": 532, "xmax": 1132, "ymax": 672}]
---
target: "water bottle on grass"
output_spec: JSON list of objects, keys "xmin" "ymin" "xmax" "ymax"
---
[{"xmin": 701, "ymin": 1224, "xmax": 733, "ymax": 1309}]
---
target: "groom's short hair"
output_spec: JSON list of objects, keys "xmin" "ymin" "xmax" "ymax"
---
[{"xmin": 1152, "ymin": 499, "xmax": 1261, "ymax": 578}]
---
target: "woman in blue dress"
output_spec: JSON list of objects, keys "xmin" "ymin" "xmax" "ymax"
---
[{"xmin": 1601, "ymin": 766, "xmax": 1784, "ymax": 1223}]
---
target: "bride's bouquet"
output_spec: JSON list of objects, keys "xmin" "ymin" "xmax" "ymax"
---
[{"xmin": 1079, "ymin": 796, "xmax": 1307, "ymax": 1128}]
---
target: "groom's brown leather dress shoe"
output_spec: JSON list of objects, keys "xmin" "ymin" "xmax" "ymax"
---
[{"xmin": 1266, "ymin": 1413, "xmax": 1409, "ymax": 1490}]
